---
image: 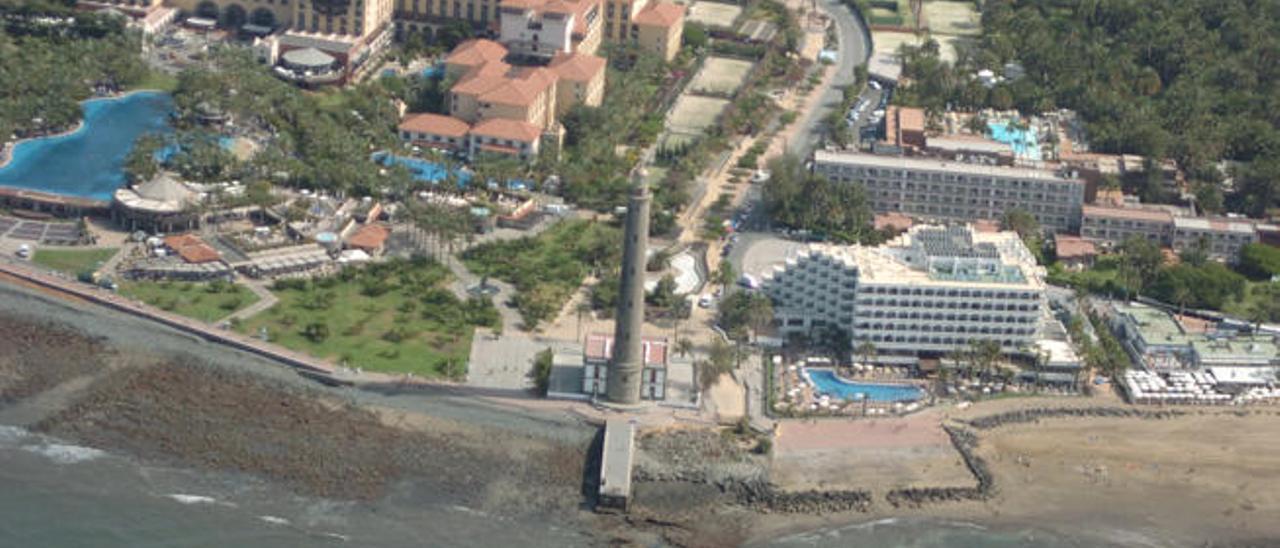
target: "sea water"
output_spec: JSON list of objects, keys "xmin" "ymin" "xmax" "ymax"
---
[
  {"xmin": 764, "ymin": 517, "xmax": 1130, "ymax": 547},
  {"xmin": 0, "ymin": 425, "xmax": 589, "ymax": 547}
]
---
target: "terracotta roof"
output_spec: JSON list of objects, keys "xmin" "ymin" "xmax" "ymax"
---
[
  {"xmin": 584, "ymin": 333, "xmax": 669, "ymax": 367},
  {"xmin": 972, "ymin": 219, "xmax": 1001, "ymax": 233},
  {"xmin": 548, "ymin": 51, "xmax": 606, "ymax": 82},
  {"xmin": 471, "ymin": 118, "xmax": 542, "ymax": 142},
  {"xmin": 1093, "ymin": 188, "xmax": 1126, "ymax": 207},
  {"xmin": 478, "ymin": 68, "xmax": 556, "ymax": 107},
  {"xmin": 398, "ymin": 113, "xmax": 471, "ymax": 138},
  {"xmin": 445, "ymin": 39, "xmax": 508, "ymax": 69},
  {"xmin": 896, "ymin": 107, "xmax": 925, "ymax": 132},
  {"xmin": 1054, "ymin": 235, "xmax": 1097, "ymax": 259},
  {"xmin": 633, "ymin": 1, "xmax": 684, "ymax": 27},
  {"xmin": 163, "ymin": 233, "xmax": 221, "ymax": 264},
  {"xmin": 346, "ymin": 223, "xmax": 391, "ymax": 251},
  {"xmin": 1082, "ymin": 205, "xmax": 1174, "ymax": 224}
]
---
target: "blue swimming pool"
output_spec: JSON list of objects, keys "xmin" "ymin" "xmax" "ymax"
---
[
  {"xmin": 372, "ymin": 151, "xmax": 473, "ymax": 187},
  {"xmin": 0, "ymin": 91, "xmax": 174, "ymax": 201},
  {"xmin": 808, "ymin": 369, "xmax": 924, "ymax": 402},
  {"xmin": 421, "ymin": 65, "xmax": 444, "ymax": 79},
  {"xmin": 987, "ymin": 121, "xmax": 1041, "ymax": 161}
]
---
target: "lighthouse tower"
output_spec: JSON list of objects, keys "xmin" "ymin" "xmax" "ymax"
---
[{"xmin": 605, "ymin": 168, "xmax": 651, "ymax": 405}]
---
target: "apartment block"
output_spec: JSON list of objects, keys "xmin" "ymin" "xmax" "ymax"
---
[
  {"xmin": 813, "ymin": 150, "xmax": 1085, "ymax": 234},
  {"xmin": 1079, "ymin": 205, "xmax": 1173, "ymax": 247},
  {"xmin": 1081, "ymin": 205, "xmax": 1261, "ymax": 263},
  {"xmin": 760, "ymin": 225, "xmax": 1047, "ymax": 363},
  {"xmin": 1171, "ymin": 217, "xmax": 1258, "ymax": 262}
]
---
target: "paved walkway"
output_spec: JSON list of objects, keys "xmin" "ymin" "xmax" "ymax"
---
[{"xmin": 218, "ymin": 279, "xmax": 278, "ymax": 323}]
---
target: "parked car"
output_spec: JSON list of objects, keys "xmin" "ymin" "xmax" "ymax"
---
[
  {"xmin": 15, "ymin": 244, "xmax": 32, "ymax": 259},
  {"xmin": 869, "ymin": 81, "xmax": 882, "ymax": 90},
  {"xmin": 698, "ymin": 294, "xmax": 714, "ymax": 308}
]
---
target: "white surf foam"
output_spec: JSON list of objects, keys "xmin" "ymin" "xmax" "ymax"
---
[
  {"xmin": 259, "ymin": 515, "xmax": 291, "ymax": 526},
  {"xmin": 0, "ymin": 425, "xmax": 29, "ymax": 444},
  {"xmin": 23, "ymin": 443, "xmax": 106, "ymax": 464},
  {"xmin": 166, "ymin": 494, "xmax": 220, "ymax": 505}
]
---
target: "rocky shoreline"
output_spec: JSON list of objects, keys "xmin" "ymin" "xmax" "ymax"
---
[{"xmin": 964, "ymin": 406, "xmax": 1188, "ymax": 429}]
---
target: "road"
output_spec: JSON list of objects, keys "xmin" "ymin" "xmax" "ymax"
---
[{"xmin": 788, "ymin": 0, "xmax": 872, "ymax": 158}]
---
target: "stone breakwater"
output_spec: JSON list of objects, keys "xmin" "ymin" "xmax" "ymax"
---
[
  {"xmin": 730, "ymin": 478, "xmax": 874, "ymax": 514},
  {"xmin": 885, "ymin": 424, "xmax": 993, "ymax": 508},
  {"xmin": 964, "ymin": 407, "xmax": 1187, "ymax": 430}
]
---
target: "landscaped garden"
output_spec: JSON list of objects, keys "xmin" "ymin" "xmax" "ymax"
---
[
  {"xmin": 118, "ymin": 279, "xmax": 259, "ymax": 323},
  {"xmin": 31, "ymin": 247, "xmax": 117, "ymax": 275},
  {"xmin": 235, "ymin": 258, "xmax": 497, "ymax": 378},
  {"xmin": 462, "ymin": 220, "xmax": 620, "ymax": 330}
]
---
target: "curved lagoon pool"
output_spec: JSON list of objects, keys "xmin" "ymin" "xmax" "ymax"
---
[
  {"xmin": 808, "ymin": 369, "xmax": 924, "ymax": 402},
  {"xmin": 0, "ymin": 92, "xmax": 174, "ymax": 201}
]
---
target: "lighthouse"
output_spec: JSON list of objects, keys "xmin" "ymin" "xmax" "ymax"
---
[{"xmin": 605, "ymin": 167, "xmax": 651, "ymax": 405}]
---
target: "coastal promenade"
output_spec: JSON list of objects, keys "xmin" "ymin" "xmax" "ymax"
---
[{"xmin": 0, "ymin": 259, "xmax": 337, "ymax": 377}]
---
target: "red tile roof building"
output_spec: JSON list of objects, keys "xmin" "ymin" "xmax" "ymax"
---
[
  {"xmin": 398, "ymin": 33, "xmax": 606, "ymax": 161},
  {"xmin": 345, "ymin": 223, "xmax": 391, "ymax": 255},
  {"xmin": 163, "ymin": 234, "xmax": 222, "ymax": 264}
]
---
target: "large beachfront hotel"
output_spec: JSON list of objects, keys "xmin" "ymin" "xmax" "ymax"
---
[
  {"xmin": 812, "ymin": 150, "xmax": 1086, "ymax": 234},
  {"xmin": 759, "ymin": 224, "xmax": 1048, "ymax": 364}
]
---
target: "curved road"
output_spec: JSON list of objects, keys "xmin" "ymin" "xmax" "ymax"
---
[{"xmin": 788, "ymin": 0, "xmax": 872, "ymax": 158}]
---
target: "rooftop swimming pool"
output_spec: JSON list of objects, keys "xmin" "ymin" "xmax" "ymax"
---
[
  {"xmin": 0, "ymin": 92, "xmax": 174, "ymax": 201},
  {"xmin": 808, "ymin": 369, "xmax": 924, "ymax": 402},
  {"xmin": 987, "ymin": 121, "xmax": 1041, "ymax": 161}
]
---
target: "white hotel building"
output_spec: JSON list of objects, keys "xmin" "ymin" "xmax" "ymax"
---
[
  {"xmin": 759, "ymin": 225, "xmax": 1047, "ymax": 363},
  {"xmin": 812, "ymin": 150, "xmax": 1085, "ymax": 234}
]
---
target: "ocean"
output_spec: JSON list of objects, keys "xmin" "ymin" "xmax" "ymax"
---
[
  {"xmin": 0, "ymin": 425, "xmax": 590, "ymax": 547},
  {"xmin": 765, "ymin": 517, "xmax": 1140, "ymax": 548}
]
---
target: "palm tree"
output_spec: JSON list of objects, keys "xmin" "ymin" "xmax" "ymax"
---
[
  {"xmin": 855, "ymin": 340, "xmax": 877, "ymax": 367},
  {"xmin": 1172, "ymin": 282, "xmax": 1192, "ymax": 319},
  {"xmin": 675, "ymin": 337, "xmax": 693, "ymax": 358},
  {"xmin": 713, "ymin": 261, "xmax": 736, "ymax": 294},
  {"xmin": 745, "ymin": 293, "xmax": 774, "ymax": 344}
]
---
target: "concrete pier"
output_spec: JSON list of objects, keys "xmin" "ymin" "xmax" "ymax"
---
[{"xmin": 597, "ymin": 418, "xmax": 636, "ymax": 512}]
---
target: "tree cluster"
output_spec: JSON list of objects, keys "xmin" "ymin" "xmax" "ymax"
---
[
  {"xmin": 893, "ymin": 0, "xmax": 1280, "ymax": 217},
  {"xmin": 0, "ymin": 4, "xmax": 148, "ymax": 140},
  {"xmin": 761, "ymin": 154, "xmax": 877, "ymax": 243}
]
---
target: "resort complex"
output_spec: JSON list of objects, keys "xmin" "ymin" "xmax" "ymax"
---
[
  {"xmin": 87, "ymin": 0, "xmax": 682, "ymax": 85},
  {"xmin": 760, "ymin": 224, "xmax": 1048, "ymax": 363},
  {"xmin": 7, "ymin": 1, "xmax": 1280, "ymax": 544},
  {"xmin": 397, "ymin": 38, "xmax": 607, "ymax": 160}
]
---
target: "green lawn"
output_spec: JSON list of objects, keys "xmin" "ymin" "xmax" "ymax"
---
[
  {"xmin": 236, "ymin": 258, "xmax": 498, "ymax": 378},
  {"xmin": 119, "ymin": 280, "xmax": 260, "ymax": 323},
  {"xmin": 31, "ymin": 247, "xmax": 118, "ymax": 275},
  {"xmin": 463, "ymin": 220, "xmax": 620, "ymax": 330},
  {"xmin": 130, "ymin": 70, "xmax": 179, "ymax": 93}
]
